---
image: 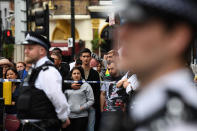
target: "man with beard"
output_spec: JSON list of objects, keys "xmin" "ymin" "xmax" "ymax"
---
[
  {"xmin": 17, "ymin": 32, "xmax": 70, "ymax": 131},
  {"xmin": 103, "ymin": 50, "xmax": 119, "ymax": 77},
  {"xmin": 113, "ymin": 0, "xmax": 197, "ymax": 130},
  {"xmin": 99, "ymin": 62, "xmax": 126, "ymax": 131},
  {"xmin": 100, "ymin": 62, "xmax": 124, "ymax": 112}
]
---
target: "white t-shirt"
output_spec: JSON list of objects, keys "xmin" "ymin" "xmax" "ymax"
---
[{"xmin": 121, "ymin": 72, "xmax": 139, "ymax": 94}]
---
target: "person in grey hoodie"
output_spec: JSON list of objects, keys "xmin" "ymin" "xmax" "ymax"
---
[{"xmin": 64, "ymin": 66, "xmax": 94, "ymax": 131}]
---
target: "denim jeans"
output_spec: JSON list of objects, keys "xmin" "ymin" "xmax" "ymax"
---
[{"xmin": 86, "ymin": 107, "xmax": 96, "ymax": 131}]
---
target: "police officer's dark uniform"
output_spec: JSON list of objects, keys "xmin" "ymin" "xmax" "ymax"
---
[
  {"xmin": 116, "ymin": 0, "xmax": 197, "ymax": 131},
  {"xmin": 17, "ymin": 32, "xmax": 70, "ymax": 131}
]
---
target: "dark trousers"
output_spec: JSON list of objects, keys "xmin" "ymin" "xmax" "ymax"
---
[
  {"xmin": 99, "ymin": 111, "xmax": 124, "ymax": 131},
  {"xmin": 95, "ymin": 109, "xmax": 101, "ymax": 131},
  {"xmin": 63, "ymin": 117, "xmax": 88, "ymax": 131},
  {"xmin": 21, "ymin": 122, "xmax": 60, "ymax": 131}
]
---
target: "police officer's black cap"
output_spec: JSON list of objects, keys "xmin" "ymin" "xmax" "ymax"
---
[
  {"xmin": 22, "ymin": 32, "xmax": 51, "ymax": 51},
  {"xmin": 120, "ymin": 0, "xmax": 197, "ymax": 28}
]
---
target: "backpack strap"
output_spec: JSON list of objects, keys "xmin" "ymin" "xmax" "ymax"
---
[{"xmin": 29, "ymin": 61, "xmax": 55, "ymax": 85}]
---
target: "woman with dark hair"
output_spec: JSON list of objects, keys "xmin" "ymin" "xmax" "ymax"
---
[
  {"xmin": 64, "ymin": 67, "xmax": 94, "ymax": 131},
  {"xmin": 5, "ymin": 67, "xmax": 20, "ymax": 131},
  {"xmin": 0, "ymin": 58, "xmax": 14, "ymax": 78}
]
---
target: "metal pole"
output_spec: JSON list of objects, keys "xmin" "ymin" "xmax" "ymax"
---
[
  {"xmin": 14, "ymin": 0, "xmax": 27, "ymax": 62},
  {"xmin": 0, "ymin": 16, "xmax": 2, "ymax": 56},
  {"xmin": 45, "ymin": 4, "xmax": 49, "ymax": 41},
  {"xmin": 71, "ymin": 0, "xmax": 75, "ymax": 58},
  {"xmin": 195, "ymin": 40, "xmax": 197, "ymax": 64},
  {"xmin": 26, "ymin": 0, "xmax": 29, "ymax": 32},
  {"xmin": 15, "ymin": 0, "xmax": 27, "ymax": 44},
  {"xmin": 0, "ymin": 67, "xmax": 4, "ymax": 131}
]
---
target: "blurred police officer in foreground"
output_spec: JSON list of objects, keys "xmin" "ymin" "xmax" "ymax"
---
[
  {"xmin": 115, "ymin": 0, "xmax": 197, "ymax": 131},
  {"xmin": 17, "ymin": 32, "xmax": 70, "ymax": 131}
]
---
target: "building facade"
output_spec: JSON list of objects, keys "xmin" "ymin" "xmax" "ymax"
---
[
  {"xmin": 31, "ymin": 0, "xmax": 112, "ymax": 57},
  {"xmin": 0, "ymin": 0, "xmax": 12, "ymax": 31}
]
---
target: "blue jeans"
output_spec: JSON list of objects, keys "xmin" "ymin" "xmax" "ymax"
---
[{"xmin": 86, "ymin": 107, "xmax": 96, "ymax": 131}]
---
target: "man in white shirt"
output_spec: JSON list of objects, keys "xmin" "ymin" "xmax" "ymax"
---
[
  {"xmin": 116, "ymin": 71, "xmax": 138, "ymax": 94},
  {"xmin": 17, "ymin": 32, "xmax": 70, "ymax": 131}
]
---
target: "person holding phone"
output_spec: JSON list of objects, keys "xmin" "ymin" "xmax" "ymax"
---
[{"xmin": 64, "ymin": 67, "xmax": 94, "ymax": 131}]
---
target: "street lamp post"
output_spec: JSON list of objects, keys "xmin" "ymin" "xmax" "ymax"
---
[
  {"xmin": 71, "ymin": 0, "xmax": 75, "ymax": 59},
  {"xmin": 0, "ymin": 17, "xmax": 2, "ymax": 56}
]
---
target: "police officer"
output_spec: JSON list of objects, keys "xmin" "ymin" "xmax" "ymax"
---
[
  {"xmin": 17, "ymin": 32, "xmax": 70, "ymax": 131},
  {"xmin": 115, "ymin": 0, "xmax": 197, "ymax": 131}
]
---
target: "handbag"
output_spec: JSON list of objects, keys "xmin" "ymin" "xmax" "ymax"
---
[{"xmin": 5, "ymin": 114, "xmax": 20, "ymax": 131}]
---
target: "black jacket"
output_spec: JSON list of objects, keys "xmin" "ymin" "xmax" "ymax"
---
[
  {"xmin": 82, "ymin": 68, "xmax": 100, "ymax": 110},
  {"xmin": 58, "ymin": 62, "xmax": 70, "ymax": 80}
]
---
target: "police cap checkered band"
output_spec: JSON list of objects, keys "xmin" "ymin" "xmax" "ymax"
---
[{"xmin": 22, "ymin": 32, "xmax": 50, "ymax": 50}]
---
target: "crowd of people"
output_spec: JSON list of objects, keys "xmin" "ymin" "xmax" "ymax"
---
[
  {"xmin": 0, "ymin": 39, "xmax": 139, "ymax": 131},
  {"xmin": 0, "ymin": 34, "xmax": 197, "ymax": 131}
]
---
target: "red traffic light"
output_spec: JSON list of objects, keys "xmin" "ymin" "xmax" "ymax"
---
[{"xmin": 7, "ymin": 30, "xmax": 11, "ymax": 37}]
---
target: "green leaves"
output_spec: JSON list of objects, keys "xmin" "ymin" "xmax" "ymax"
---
[
  {"xmin": 2, "ymin": 44, "xmax": 14, "ymax": 60},
  {"xmin": 91, "ymin": 30, "xmax": 105, "ymax": 52}
]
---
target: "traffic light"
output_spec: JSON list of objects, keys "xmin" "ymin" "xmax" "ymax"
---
[
  {"xmin": 34, "ymin": 5, "xmax": 49, "ymax": 39},
  {"xmin": 6, "ymin": 30, "xmax": 11, "ymax": 37},
  {"xmin": 3, "ymin": 30, "xmax": 14, "ymax": 44}
]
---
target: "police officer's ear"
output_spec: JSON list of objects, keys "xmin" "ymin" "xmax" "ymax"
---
[
  {"xmin": 79, "ymin": 55, "xmax": 82, "ymax": 61},
  {"xmin": 166, "ymin": 23, "xmax": 193, "ymax": 58},
  {"xmin": 39, "ymin": 46, "xmax": 47, "ymax": 56}
]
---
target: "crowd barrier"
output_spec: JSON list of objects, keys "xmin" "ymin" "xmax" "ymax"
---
[
  {"xmin": 1, "ymin": 78, "xmax": 197, "ymax": 102},
  {"xmin": 0, "ymin": 79, "xmax": 117, "ymax": 106}
]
